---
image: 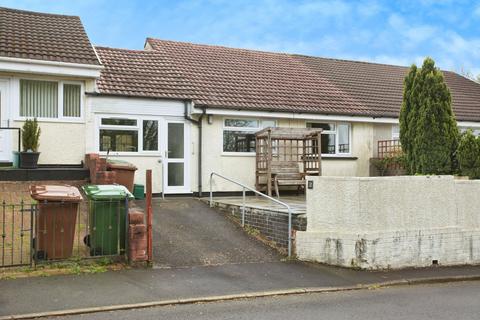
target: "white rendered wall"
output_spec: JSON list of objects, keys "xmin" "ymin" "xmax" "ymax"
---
[
  {"xmin": 296, "ymin": 176, "xmax": 480, "ymax": 269},
  {"xmin": 204, "ymin": 116, "xmax": 377, "ymax": 192}
]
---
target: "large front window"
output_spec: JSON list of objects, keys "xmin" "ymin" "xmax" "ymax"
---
[
  {"xmin": 223, "ymin": 118, "xmax": 275, "ymax": 153},
  {"xmin": 307, "ymin": 122, "xmax": 351, "ymax": 155},
  {"xmin": 99, "ymin": 117, "xmax": 159, "ymax": 153},
  {"xmin": 20, "ymin": 79, "xmax": 82, "ymax": 119}
]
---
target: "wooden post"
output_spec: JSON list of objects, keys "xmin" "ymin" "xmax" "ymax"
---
[
  {"xmin": 146, "ymin": 169, "xmax": 153, "ymax": 263},
  {"xmin": 267, "ymin": 129, "xmax": 272, "ymax": 196},
  {"xmin": 317, "ymin": 133, "xmax": 322, "ymax": 176}
]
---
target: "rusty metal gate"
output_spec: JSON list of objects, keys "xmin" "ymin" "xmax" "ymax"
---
[{"xmin": 0, "ymin": 201, "xmax": 35, "ymax": 267}]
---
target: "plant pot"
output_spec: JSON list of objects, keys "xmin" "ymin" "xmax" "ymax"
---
[{"xmin": 19, "ymin": 152, "xmax": 40, "ymax": 169}]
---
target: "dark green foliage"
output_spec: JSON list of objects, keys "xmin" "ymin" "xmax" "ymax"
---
[
  {"xmin": 22, "ymin": 118, "xmax": 41, "ymax": 152},
  {"xmin": 399, "ymin": 57, "xmax": 459, "ymax": 174},
  {"xmin": 399, "ymin": 65, "xmax": 417, "ymax": 174},
  {"xmin": 457, "ymin": 129, "xmax": 480, "ymax": 179}
]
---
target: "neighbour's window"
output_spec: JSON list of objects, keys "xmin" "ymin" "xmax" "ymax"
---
[
  {"xmin": 392, "ymin": 125, "xmax": 400, "ymax": 140},
  {"xmin": 459, "ymin": 127, "xmax": 480, "ymax": 136},
  {"xmin": 63, "ymin": 84, "xmax": 81, "ymax": 117},
  {"xmin": 20, "ymin": 80, "xmax": 58, "ymax": 118},
  {"xmin": 19, "ymin": 80, "xmax": 82, "ymax": 119},
  {"xmin": 99, "ymin": 117, "xmax": 159, "ymax": 153},
  {"xmin": 223, "ymin": 118, "xmax": 275, "ymax": 153},
  {"xmin": 307, "ymin": 122, "xmax": 351, "ymax": 155}
]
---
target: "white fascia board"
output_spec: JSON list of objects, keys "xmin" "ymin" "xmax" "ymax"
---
[
  {"xmin": 200, "ymin": 108, "xmax": 480, "ymax": 126},
  {"xmin": 0, "ymin": 57, "xmax": 102, "ymax": 78},
  {"xmin": 457, "ymin": 121, "xmax": 480, "ymax": 128},
  {"xmin": 201, "ymin": 107, "xmax": 399, "ymax": 124}
]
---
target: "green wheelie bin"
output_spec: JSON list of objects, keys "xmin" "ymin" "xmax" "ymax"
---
[{"xmin": 82, "ymin": 185, "xmax": 134, "ymax": 256}]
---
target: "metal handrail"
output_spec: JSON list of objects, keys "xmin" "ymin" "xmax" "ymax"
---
[{"xmin": 209, "ymin": 171, "xmax": 293, "ymax": 257}]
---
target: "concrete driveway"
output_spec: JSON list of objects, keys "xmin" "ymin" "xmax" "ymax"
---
[{"xmin": 151, "ymin": 197, "xmax": 280, "ymax": 268}]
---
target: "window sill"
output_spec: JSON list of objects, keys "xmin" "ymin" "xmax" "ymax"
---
[
  {"xmin": 99, "ymin": 152, "xmax": 162, "ymax": 157},
  {"xmin": 322, "ymin": 156, "xmax": 358, "ymax": 160},
  {"xmin": 14, "ymin": 117, "xmax": 84, "ymax": 124},
  {"xmin": 221, "ymin": 152, "xmax": 256, "ymax": 157}
]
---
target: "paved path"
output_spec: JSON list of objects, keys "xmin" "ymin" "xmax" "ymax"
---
[
  {"xmin": 48, "ymin": 281, "xmax": 480, "ymax": 320},
  {"xmin": 151, "ymin": 198, "xmax": 280, "ymax": 268},
  {"xmin": 1, "ymin": 262, "xmax": 480, "ymax": 317}
]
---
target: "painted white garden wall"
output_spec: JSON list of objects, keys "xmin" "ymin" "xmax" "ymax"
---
[{"xmin": 296, "ymin": 176, "xmax": 480, "ymax": 269}]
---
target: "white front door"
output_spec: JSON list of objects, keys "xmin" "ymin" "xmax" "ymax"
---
[
  {"xmin": 0, "ymin": 80, "xmax": 12, "ymax": 162},
  {"xmin": 163, "ymin": 121, "xmax": 190, "ymax": 194}
]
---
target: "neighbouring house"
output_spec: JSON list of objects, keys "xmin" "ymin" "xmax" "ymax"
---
[
  {"xmin": 2, "ymin": 7, "xmax": 480, "ymax": 195},
  {"xmin": 0, "ymin": 7, "xmax": 101, "ymax": 166}
]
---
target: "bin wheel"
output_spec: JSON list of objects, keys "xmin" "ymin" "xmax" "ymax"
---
[
  {"xmin": 84, "ymin": 235, "xmax": 91, "ymax": 247},
  {"xmin": 33, "ymin": 250, "xmax": 47, "ymax": 261},
  {"xmin": 32, "ymin": 238, "xmax": 48, "ymax": 260}
]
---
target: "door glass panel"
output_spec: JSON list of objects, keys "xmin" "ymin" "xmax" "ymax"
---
[
  {"xmin": 168, "ymin": 163, "xmax": 184, "ymax": 186},
  {"xmin": 168, "ymin": 123, "xmax": 184, "ymax": 158}
]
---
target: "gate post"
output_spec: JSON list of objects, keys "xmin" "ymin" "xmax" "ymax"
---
[{"xmin": 146, "ymin": 170, "xmax": 153, "ymax": 263}]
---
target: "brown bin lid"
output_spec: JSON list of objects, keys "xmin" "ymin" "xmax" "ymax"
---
[
  {"xmin": 107, "ymin": 163, "xmax": 137, "ymax": 171},
  {"xmin": 30, "ymin": 185, "xmax": 83, "ymax": 202}
]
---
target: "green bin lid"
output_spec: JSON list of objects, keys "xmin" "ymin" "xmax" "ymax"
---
[{"xmin": 82, "ymin": 184, "xmax": 134, "ymax": 200}]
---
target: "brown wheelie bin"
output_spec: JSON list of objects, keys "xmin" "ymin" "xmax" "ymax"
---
[
  {"xmin": 107, "ymin": 160, "xmax": 137, "ymax": 192},
  {"xmin": 30, "ymin": 185, "xmax": 83, "ymax": 260}
]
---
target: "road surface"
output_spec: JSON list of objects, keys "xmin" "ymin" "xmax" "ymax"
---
[{"xmin": 48, "ymin": 281, "xmax": 480, "ymax": 320}]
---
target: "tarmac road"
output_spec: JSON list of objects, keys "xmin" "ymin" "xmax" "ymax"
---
[{"xmin": 47, "ymin": 281, "xmax": 480, "ymax": 320}]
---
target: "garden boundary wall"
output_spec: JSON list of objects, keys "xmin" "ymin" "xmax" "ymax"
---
[{"xmin": 296, "ymin": 175, "xmax": 480, "ymax": 269}]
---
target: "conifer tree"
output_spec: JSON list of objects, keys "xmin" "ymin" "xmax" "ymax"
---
[
  {"xmin": 457, "ymin": 129, "xmax": 480, "ymax": 179},
  {"xmin": 399, "ymin": 57, "xmax": 458, "ymax": 174}
]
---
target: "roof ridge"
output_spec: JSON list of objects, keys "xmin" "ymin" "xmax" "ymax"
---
[
  {"xmin": 95, "ymin": 46, "xmax": 158, "ymax": 54},
  {"xmin": 0, "ymin": 6, "xmax": 78, "ymax": 18},
  {"xmin": 146, "ymin": 37, "xmax": 420, "ymax": 70}
]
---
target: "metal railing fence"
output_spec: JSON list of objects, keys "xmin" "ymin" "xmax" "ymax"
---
[{"xmin": 209, "ymin": 172, "xmax": 293, "ymax": 257}]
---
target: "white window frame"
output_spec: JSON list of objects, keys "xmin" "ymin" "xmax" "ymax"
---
[
  {"xmin": 14, "ymin": 77, "xmax": 84, "ymax": 123},
  {"xmin": 307, "ymin": 122, "xmax": 352, "ymax": 157},
  {"xmin": 222, "ymin": 117, "xmax": 276, "ymax": 156},
  {"xmin": 96, "ymin": 115, "xmax": 162, "ymax": 156}
]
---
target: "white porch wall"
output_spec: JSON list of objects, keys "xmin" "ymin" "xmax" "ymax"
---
[
  {"xmin": 203, "ymin": 116, "xmax": 384, "ymax": 191},
  {"xmin": 85, "ymin": 95, "xmax": 196, "ymax": 194}
]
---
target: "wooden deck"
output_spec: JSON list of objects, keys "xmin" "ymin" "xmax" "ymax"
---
[{"xmin": 209, "ymin": 195, "xmax": 306, "ymax": 215}]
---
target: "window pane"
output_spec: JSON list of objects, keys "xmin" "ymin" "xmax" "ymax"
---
[
  {"xmin": 224, "ymin": 119, "xmax": 259, "ymax": 128},
  {"xmin": 100, "ymin": 129, "xmax": 138, "ymax": 152},
  {"xmin": 308, "ymin": 123, "xmax": 335, "ymax": 131},
  {"xmin": 338, "ymin": 124, "xmax": 350, "ymax": 153},
  {"xmin": 321, "ymin": 133, "xmax": 336, "ymax": 154},
  {"xmin": 63, "ymin": 84, "xmax": 81, "ymax": 117},
  {"xmin": 20, "ymin": 80, "xmax": 58, "ymax": 118},
  {"xmin": 168, "ymin": 163, "xmax": 184, "ymax": 187},
  {"xmin": 223, "ymin": 131, "xmax": 256, "ymax": 152},
  {"xmin": 101, "ymin": 118, "xmax": 137, "ymax": 126},
  {"xmin": 143, "ymin": 120, "xmax": 158, "ymax": 151},
  {"xmin": 168, "ymin": 123, "xmax": 184, "ymax": 158},
  {"xmin": 392, "ymin": 124, "xmax": 400, "ymax": 140},
  {"xmin": 261, "ymin": 120, "xmax": 276, "ymax": 128}
]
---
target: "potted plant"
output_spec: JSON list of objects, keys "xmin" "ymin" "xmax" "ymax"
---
[{"xmin": 20, "ymin": 118, "xmax": 41, "ymax": 169}]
